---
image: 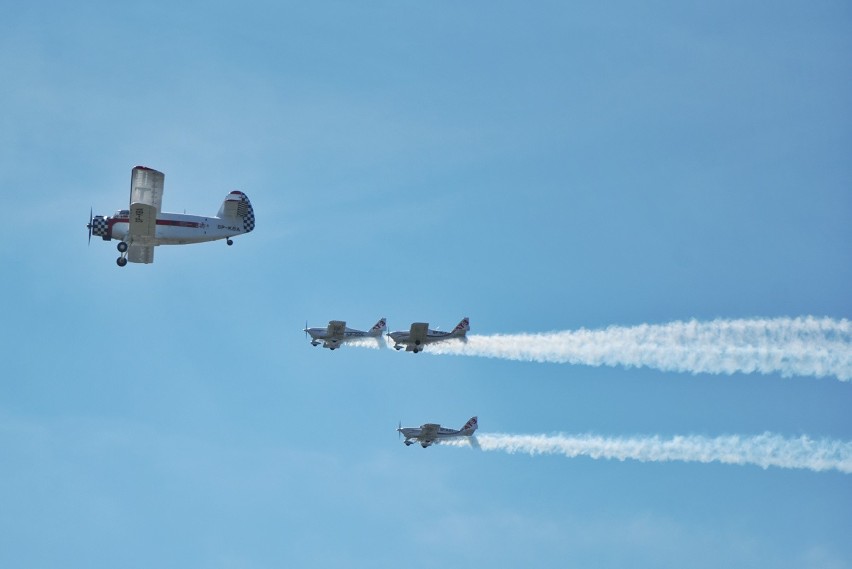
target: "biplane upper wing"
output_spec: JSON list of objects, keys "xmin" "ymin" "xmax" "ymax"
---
[
  {"xmin": 125, "ymin": 167, "xmax": 162, "ymax": 264},
  {"xmin": 129, "ymin": 166, "xmax": 164, "ymax": 213}
]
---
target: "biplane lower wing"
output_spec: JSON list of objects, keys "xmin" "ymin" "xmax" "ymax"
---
[{"xmin": 127, "ymin": 243, "xmax": 155, "ymax": 264}]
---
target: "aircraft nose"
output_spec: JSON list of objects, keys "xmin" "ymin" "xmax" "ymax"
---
[{"xmin": 89, "ymin": 215, "xmax": 109, "ymax": 238}]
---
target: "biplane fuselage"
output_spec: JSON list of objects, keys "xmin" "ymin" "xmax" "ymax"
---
[
  {"xmin": 88, "ymin": 166, "xmax": 255, "ymax": 266},
  {"xmin": 104, "ymin": 210, "xmax": 249, "ymax": 245}
]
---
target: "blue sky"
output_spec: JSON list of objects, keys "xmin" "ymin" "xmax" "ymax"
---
[{"xmin": 2, "ymin": 1, "xmax": 851, "ymax": 567}]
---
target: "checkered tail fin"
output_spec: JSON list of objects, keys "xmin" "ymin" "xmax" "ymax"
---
[{"xmin": 217, "ymin": 191, "xmax": 255, "ymax": 233}]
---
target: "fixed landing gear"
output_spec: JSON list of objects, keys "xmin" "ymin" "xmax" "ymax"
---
[
  {"xmin": 404, "ymin": 441, "xmax": 412, "ymax": 446},
  {"xmin": 226, "ymin": 238, "xmax": 234, "ymax": 246},
  {"xmin": 116, "ymin": 241, "xmax": 129, "ymax": 266}
]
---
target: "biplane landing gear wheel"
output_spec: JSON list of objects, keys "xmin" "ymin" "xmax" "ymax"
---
[
  {"xmin": 117, "ymin": 241, "xmax": 128, "ymax": 253},
  {"xmin": 116, "ymin": 257, "xmax": 127, "ymax": 267},
  {"xmin": 226, "ymin": 239, "xmax": 233, "ymax": 246}
]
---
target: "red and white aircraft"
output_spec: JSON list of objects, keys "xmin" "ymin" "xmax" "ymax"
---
[
  {"xmin": 387, "ymin": 317, "xmax": 470, "ymax": 353},
  {"xmin": 397, "ymin": 417, "xmax": 478, "ymax": 448},
  {"xmin": 87, "ymin": 166, "xmax": 255, "ymax": 266},
  {"xmin": 304, "ymin": 318, "xmax": 387, "ymax": 350}
]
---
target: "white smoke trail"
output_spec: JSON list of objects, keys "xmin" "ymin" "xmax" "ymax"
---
[
  {"xmin": 422, "ymin": 317, "xmax": 852, "ymax": 381},
  {"xmin": 440, "ymin": 432, "xmax": 852, "ymax": 474},
  {"xmin": 346, "ymin": 337, "xmax": 386, "ymax": 350}
]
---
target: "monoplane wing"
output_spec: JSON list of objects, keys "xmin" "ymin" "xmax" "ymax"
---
[
  {"xmin": 419, "ymin": 423, "xmax": 440, "ymax": 441},
  {"xmin": 409, "ymin": 323, "xmax": 428, "ymax": 345},
  {"xmin": 328, "ymin": 321, "xmax": 346, "ymax": 339}
]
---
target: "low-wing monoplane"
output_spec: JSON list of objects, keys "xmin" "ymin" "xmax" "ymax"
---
[
  {"xmin": 387, "ymin": 317, "xmax": 470, "ymax": 353},
  {"xmin": 87, "ymin": 166, "xmax": 255, "ymax": 266},
  {"xmin": 397, "ymin": 416, "xmax": 478, "ymax": 448},
  {"xmin": 304, "ymin": 318, "xmax": 387, "ymax": 350}
]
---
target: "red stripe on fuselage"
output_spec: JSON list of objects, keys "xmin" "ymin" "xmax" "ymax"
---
[
  {"xmin": 156, "ymin": 219, "xmax": 203, "ymax": 228},
  {"xmin": 109, "ymin": 217, "xmax": 202, "ymax": 229}
]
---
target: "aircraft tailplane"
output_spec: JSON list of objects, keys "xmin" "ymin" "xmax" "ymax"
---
[
  {"xmin": 452, "ymin": 317, "xmax": 470, "ymax": 337},
  {"xmin": 461, "ymin": 416, "xmax": 478, "ymax": 435},
  {"xmin": 217, "ymin": 191, "xmax": 255, "ymax": 233},
  {"xmin": 369, "ymin": 318, "xmax": 387, "ymax": 336}
]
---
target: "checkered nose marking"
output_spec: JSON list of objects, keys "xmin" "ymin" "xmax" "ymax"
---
[{"xmin": 90, "ymin": 216, "xmax": 109, "ymax": 238}]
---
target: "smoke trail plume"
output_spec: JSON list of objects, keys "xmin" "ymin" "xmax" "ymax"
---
[
  {"xmin": 441, "ymin": 432, "xmax": 852, "ymax": 474},
  {"xmin": 424, "ymin": 317, "xmax": 851, "ymax": 381}
]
